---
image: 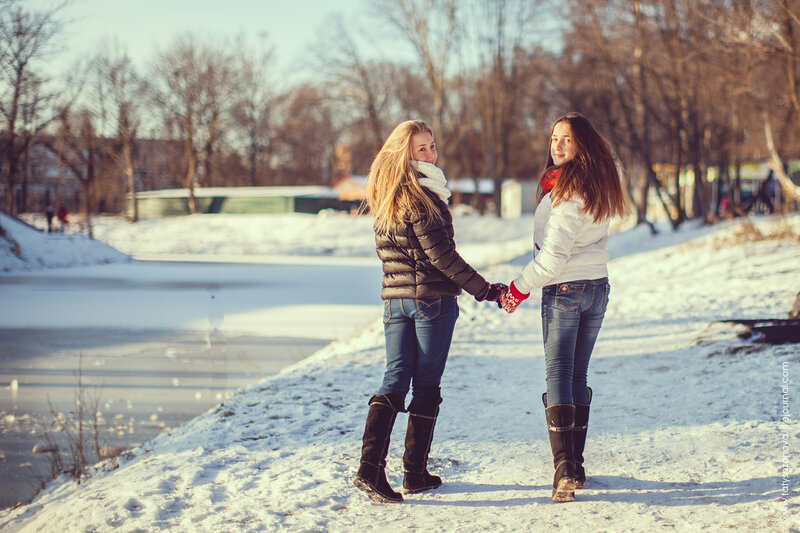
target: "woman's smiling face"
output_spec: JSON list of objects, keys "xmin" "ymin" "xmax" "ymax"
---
[
  {"xmin": 550, "ymin": 121, "xmax": 576, "ymax": 166},
  {"xmin": 411, "ymin": 132, "xmax": 437, "ymax": 165}
]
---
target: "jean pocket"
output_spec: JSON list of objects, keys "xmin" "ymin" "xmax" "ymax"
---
[
  {"xmin": 554, "ymin": 283, "xmax": 585, "ymax": 312},
  {"xmin": 602, "ymin": 283, "xmax": 610, "ymax": 312},
  {"xmin": 416, "ymin": 297, "xmax": 442, "ymax": 320},
  {"xmin": 383, "ymin": 300, "xmax": 392, "ymax": 324}
]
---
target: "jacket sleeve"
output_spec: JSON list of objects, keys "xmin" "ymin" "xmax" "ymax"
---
[
  {"xmin": 514, "ymin": 198, "xmax": 582, "ymax": 293},
  {"xmin": 411, "ymin": 210, "xmax": 488, "ymax": 297}
]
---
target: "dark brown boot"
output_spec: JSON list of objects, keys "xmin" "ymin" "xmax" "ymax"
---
[
  {"xmin": 354, "ymin": 394, "xmax": 404, "ymax": 503},
  {"xmin": 545, "ymin": 403, "xmax": 578, "ymax": 502},
  {"xmin": 573, "ymin": 387, "xmax": 592, "ymax": 489},
  {"xmin": 403, "ymin": 389, "xmax": 442, "ymax": 494}
]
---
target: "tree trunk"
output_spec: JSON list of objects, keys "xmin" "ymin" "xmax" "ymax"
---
[
  {"xmin": 764, "ymin": 114, "xmax": 800, "ymax": 202},
  {"xmin": 82, "ymin": 141, "xmax": 95, "ymax": 239},
  {"xmin": 781, "ymin": 0, "xmax": 800, "ymax": 119},
  {"xmin": 184, "ymin": 138, "xmax": 198, "ymax": 214},
  {"xmin": 3, "ymin": 138, "xmax": 19, "ymax": 213},
  {"xmin": 3, "ymin": 67, "xmax": 22, "ymax": 214},
  {"xmin": 690, "ymin": 152, "xmax": 708, "ymax": 221},
  {"xmin": 123, "ymin": 138, "xmax": 138, "ymax": 222},
  {"xmin": 249, "ymin": 125, "xmax": 258, "ymax": 187},
  {"xmin": 82, "ymin": 179, "xmax": 93, "ymax": 239}
]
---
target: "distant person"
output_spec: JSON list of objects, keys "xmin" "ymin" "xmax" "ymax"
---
[
  {"xmin": 761, "ymin": 172, "xmax": 776, "ymax": 213},
  {"xmin": 740, "ymin": 189, "xmax": 755, "ymax": 213},
  {"xmin": 719, "ymin": 194, "xmax": 729, "ymax": 217},
  {"xmin": 744, "ymin": 171, "xmax": 778, "ymax": 214},
  {"xmin": 716, "ymin": 180, "xmax": 729, "ymax": 218},
  {"xmin": 353, "ymin": 119, "xmax": 507, "ymax": 503},
  {"xmin": 45, "ymin": 205, "xmax": 54, "ymax": 233},
  {"xmin": 499, "ymin": 113, "xmax": 626, "ymax": 502},
  {"xmin": 57, "ymin": 205, "xmax": 69, "ymax": 232}
]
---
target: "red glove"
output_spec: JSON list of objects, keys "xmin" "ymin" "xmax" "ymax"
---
[{"xmin": 500, "ymin": 281, "xmax": 529, "ymax": 313}]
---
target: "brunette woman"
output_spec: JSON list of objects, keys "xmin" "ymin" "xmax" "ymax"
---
[
  {"xmin": 500, "ymin": 112, "xmax": 626, "ymax": 502},
  {"xmin": 354, "ymin": 119, "xmax": 507, "ymax": 503}
]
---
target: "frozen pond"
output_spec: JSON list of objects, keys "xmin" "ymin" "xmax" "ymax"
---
[{"xmin": 0, "ymin": 258, "xmax": 383, "ymax": 509}]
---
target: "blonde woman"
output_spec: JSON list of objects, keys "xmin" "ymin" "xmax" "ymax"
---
[
  {"xmin": 500, "ymin": 112, "xmax": 626, "ymax": 502},
  {"xmin": 354, "ymin": 120, "xmax": 507, "ymax": 503}
]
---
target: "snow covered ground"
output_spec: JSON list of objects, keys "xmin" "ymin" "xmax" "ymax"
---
[
  {"xmin": 1, "ymin": 211, "xmax": 799, "ymax": 531},
  {"xmin": 1, "ymin": 214, "xmax": 128, "ymax": 272},
  {"xmin": 8, "ymin": 210, "xmax": 537, "ymax": 269}
]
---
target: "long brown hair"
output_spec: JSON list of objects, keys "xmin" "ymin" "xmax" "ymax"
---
[
  {"xmin": 365, "ymin": 120, "xmax": 443, "ymax": 232},
  {"xmin": 539, "ymin": 113, "xmax": 627, "ymax": 222}
]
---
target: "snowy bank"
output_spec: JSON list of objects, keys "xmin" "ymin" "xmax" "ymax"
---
[
  {"xmin": 1, "ymin": 214, "xmax": 798, "ymax": 531},
  {"xmin": 0, "ymin": 213, "xmax": 129, "ymax": 272},
  {"xmin": 11, "ymin": 211, "xmax": 538, "ymax": 271}
]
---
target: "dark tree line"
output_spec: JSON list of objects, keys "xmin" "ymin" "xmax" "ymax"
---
[{"xmin": 1, "ymin": 0, "xmax": 799, "ymax": 225}]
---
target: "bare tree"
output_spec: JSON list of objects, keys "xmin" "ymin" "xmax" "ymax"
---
[
  {"xmin": 15, "ymin": 71, "xmax": 46, "ymax": 212},
  {"xmin": 230, "ymin": 34, "xmax": 275, "ymax": 187},
  {"xmin": 311, "ymin": 15, "xmax": 428, "ymax": 177},
  {"xmin": 765, "ymin": 114, "xmax": 800, "ymax": 201},
  {"xmin": 151, "ymin": 36, "xmax": 234, "ymax": 213},
  {"xmin": 273, "ymin": 85, "xmax": 336, "ymax": 185},
  {"xmin": 42, "ymin": 106, "xmax": 104, "ymax": 237},
  {"xmin": 725, "ymin": 0, "xmax": 800, "ymax": 122},
  {"xmin": 562, "ymin": 0, "xmax": 700, "ymax": 229},
  {"xmin": 94, "ymin": 45, "xmax": 148, "ymax": 221},
  {"xmin": 716, "ymin": 1, "xmax": 800, "ymax": 172},
  {"xmin": 314, "ymin": 16, "xmax": 394, "ymax": 153},
  {"xmin": 372, "ymin": 0, "xmax": 461, "ymax": 154},
  {"xmin": 0, "ymin": 0, "xmax": 68, "ymax": 213},
  {"xmin": 459, "ymin": 0, "xmax": 546, "ymax": 214}
]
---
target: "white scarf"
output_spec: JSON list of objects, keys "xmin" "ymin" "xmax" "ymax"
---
[{"xmin": 411, "ymin": 161, "xmax": 451, "ymax": 203}]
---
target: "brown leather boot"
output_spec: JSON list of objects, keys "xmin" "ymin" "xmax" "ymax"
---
[
  {"xmin": 545, "ymin": 403, "xmax": 578, "ymax": 502},
  {"xmin": 402, "ymin": 390, "xmax": 443, "ymax": 493},
  {"xmin": 573, "ymin": 388, "xmax": 592, "ymax": 488},
  {"xmin": 353, "ymin": 394, "xmax": 404, "ymax": 503}
]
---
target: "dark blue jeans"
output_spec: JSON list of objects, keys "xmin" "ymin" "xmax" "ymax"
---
[
  {"xmin": 542, "ymin": 278, "xmax": 609, "ymax": 406},
  {"xmin": 376, "ymin": 296, "xmax": 459, "ymax": 412}
]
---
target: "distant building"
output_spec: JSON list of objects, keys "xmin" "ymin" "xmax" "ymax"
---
[
  {"xmin": 500, "ymin": 180, "xmax": 538, "ymax": 218},
  {"xmin": 332, "ymin": 175, "xmax": 368, "ymax": 201},
  {"xmin": 4, "ymin": 136, "xmax": 182, "ymax": 215},
  {"xmin": 449, "ymin": 178, "xmax": 538, "ymax": 217},
  {"xmin": 129, "ymin": 186, "xmax": 362, "ymax": 218},
  {"xmin": 449, "ymin": 178, "xmax": 495, "ymax": 208},
  {"xmin": 2, "ymin": 140, "xmax": 82, "ymax": 214}
]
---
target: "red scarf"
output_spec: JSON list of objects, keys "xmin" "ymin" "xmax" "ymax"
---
[{"xmin": 540, "ymin": 168, "xmax": 561, "ymax": 195}]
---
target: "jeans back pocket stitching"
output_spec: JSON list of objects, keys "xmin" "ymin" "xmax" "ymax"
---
[
  {"xmin": 383, "ymin": 300, "xmax": 392, "ymax": 323},
  {"xmin": 417, "ymin": 298, "xmax": 441, "ymax": 320},
  {"xmin": 555, "ymin": 285, "xmax": 583, "ymax": 312}
]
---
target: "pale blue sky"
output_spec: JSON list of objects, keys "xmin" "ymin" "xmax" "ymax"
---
[
  {"xmin": 26, "ymin": 0, "xmax": 561, "ymax": 86},
  {"xmin": 29, "ymin": 0, "xmax": 370, "ymax": 81}
]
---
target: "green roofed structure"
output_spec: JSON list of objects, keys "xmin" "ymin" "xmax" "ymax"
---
[{"xmin": 128, "ymin": 186, "xmax": 361, "ymax": 218}]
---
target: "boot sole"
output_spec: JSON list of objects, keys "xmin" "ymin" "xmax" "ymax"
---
[
  {"xmin": 353, "ymin": 477, "xmax": 403, "ymax": 503},
  {"xmin": 403, "ymin": 481, "xmax": 442, "ymax": 494},
  {"xmin": 552, "ymin": 477, "xmax": 577, "ymax": 502}
]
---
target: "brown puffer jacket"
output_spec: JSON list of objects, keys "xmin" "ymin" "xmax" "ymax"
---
[{"xmin": 375, "ymin": 190, "xmax": 489, "ymax": 300}]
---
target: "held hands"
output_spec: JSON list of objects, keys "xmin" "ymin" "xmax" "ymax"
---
[
  {"xmin": 499, "ymin": 281, "xmax": 529, "ymax": 313},
  {"xmin": 475, "ymin": 280, "xmax": 529, "ymax": 313},
  {"xmin": 485, "ymin": 282, "xmax": 508, "ymax": 302},
  {"xmin": 475, "ymin": 282, "xmax": 508, "ymax": 303}
]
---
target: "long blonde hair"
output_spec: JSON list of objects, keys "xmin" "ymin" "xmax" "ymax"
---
[
  {"xmin": 365, "ymin": 120, "xmax": 443, "ymax": 232},
  {"xmin": 541, "ymin": 113, "xmax": 627, "ymax": 222}
]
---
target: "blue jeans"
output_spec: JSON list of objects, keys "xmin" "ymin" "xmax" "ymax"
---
[
  {"xmin": 542, "ymin": 278, "xmax": 609, "ymax": 406},
  {"xmin": 376, "ymin": 296, "xmax": 459, "ymax": 412}
]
